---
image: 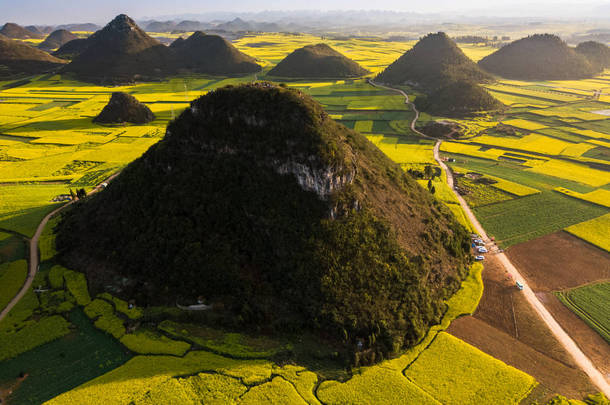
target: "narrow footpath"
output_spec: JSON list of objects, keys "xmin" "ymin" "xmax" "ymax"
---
[
  {"xmin": 371, "ymin": 80, "xmax": 610, "ymax": 396},
  {"xmin": 0, "ymin": 172, "xmax": 121, "ymax": 323}
]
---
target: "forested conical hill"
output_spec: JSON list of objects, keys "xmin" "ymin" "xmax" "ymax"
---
[
  {"xmin": 52, "ymin": 38, "xmax": 89, "ymax": 60},
  {"xmin": 376, "ymin": 32, "xmax": 492, "ymax": 88},
  {"xmin": 38, "ymin": 29, "xmax": 78, "ymax": 51},
  {"xmin": 479, "ymin": 34, "xmax": 599, "ymax": 80},
  {"xmin": 56, "ymin": 83, "xmax": 471, "ymax": 358},
  {"xmin": 170, "ymin": 31, "xmax": 261, "ymax": 74},
  {"xmin": 0, "ymin": 35, "xmax": 67, "ymax": 78},
  {"xmin": 575, "ymin": 41, "xmax": 610, "ymax": 71},
  {"xmin": 415, "ymin": 81, "xmax": 503, "ymax": 117},
  {"xmin": 93, "ymin": 92, "xmax": 154, "ymax": 124},
  {"xmin": 267, "ymin": 43, "xmax": 369, "ymax": 78},
  {"xmin": 0, "ymin": 23, "xmax": 44, "ymax": 39},
  {"xmin": 61, "ymin": 14, "xmax": 173, "ymax": 83}
]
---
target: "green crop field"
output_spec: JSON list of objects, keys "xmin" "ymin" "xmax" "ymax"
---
[
  {"xmin": 473, "ymin": 192, "xmax": 607, "ymax": 247},
  {"xmin": 555, "ymin": 282, "xmax": 610, "ymax": 343},
  {"xmin": 0, "ymin": 309, "xmax": 131, "ymax": 405},
  {"xmin": 0, "ymin": 260, "xmax": 27, "ymax": 311}
]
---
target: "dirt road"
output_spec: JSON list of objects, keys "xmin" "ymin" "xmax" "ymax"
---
[
  {"xmin": 372, "ymin": 80, "xmax": 610, "ymax": 395},
  {"xmin": 0, "ymin": 173, "xmax": 121, "ymax": 323}
]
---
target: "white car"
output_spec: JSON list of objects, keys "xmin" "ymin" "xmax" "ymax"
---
[
  {"xmin": 475, "ymin": 255, "xmax": 485, "ymax": 261},
  {"xmin": 477, "ymin": 247, "xmax": 488, "ymax": 253}
]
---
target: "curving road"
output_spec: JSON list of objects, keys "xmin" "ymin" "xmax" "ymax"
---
[
  {"xmin": 0, "ymin": 173, "xmax": 121, "ymax": 324},
  {"xmin": 371, "ymin": 80, "xmax": 610, "ymax": 395}
]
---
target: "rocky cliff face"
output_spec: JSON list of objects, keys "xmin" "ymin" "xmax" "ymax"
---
[{"xmin": 275, "ymin": 160, "xmax": 355, "ymax": 199}]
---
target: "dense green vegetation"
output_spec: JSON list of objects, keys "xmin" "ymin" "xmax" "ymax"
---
[
  {"xmin": 0, "ymin": 35, "xmax": 66, "ymax": 78},
  {"xmin": 376, "ymin": 32, "xmax": 492, "ymax": 88},
  {"xmin": 37, "ymin": 29, "xmax": 78, "ymax": 51},
  {"xmin": 169, "ymin": 31, "xmax": 261, "ymax": 75},
  {"xmin": 267, "ymin": 43, "xmax": 369, "ymax": 78},
  {"xmin": 555, "ymin": 282, "xmax": 610, "ymax": 343},
  {"xmin": 0, "ymin": 309, "xmax": 131, "ymax": 405},
  {"xmin": 57, "ymin": 83, "xmax": 471, "ymax": 361},
  {"xmin": 159, "ymin": 320, "xmax": 285, "ymax": 359},
  {"xmin": 0, "ymin": 259, "xmax": 27, "ymax": 310},
  {"xmin": 93, "ymin": 92, "xmax": 155, "ymax": 124},
  {"xmin": 414, "ymin": 80, "xmax": 503, "ymax": 117},
  {"xmin": 479, "ymin": 34, "xmax": 599, "ymax": 80},
  {"xmin": 474, "ymin": 191, "xmax": 607, "ymax": 247},
  {"xmin": 376, "ymin": 32, "xmax": 499, "ymax": 117},
  {"xmin": 575, "ymin": 41, "xmax": 610, "ymax": 71}
]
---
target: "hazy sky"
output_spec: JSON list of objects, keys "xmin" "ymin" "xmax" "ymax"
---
[{"xmin": 1, "ymin": 0, "xmax": 608, "ymax": 24}]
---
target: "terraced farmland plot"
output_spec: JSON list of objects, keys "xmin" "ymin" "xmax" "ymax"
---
[
  {"xmin": 555, "ymin": 187, "xmax": 610, "ymax": 208},
  {"xmin": 555, "ymin": 282, "xmax": 610, "ymax": 343},
  {"xmin": 473, "ymin": 191, "xmax": 608, "ymax": 247},
  {"xmin": 502, "ymin": 118, "xmax": 548, "ymax": 131},
  {"xmin": 448, "ymin": 155, "xmax": 602, "ymax": 193},
  {"xmin": 404, "ymin": 332, "xmax": 536, "ymax": 405},
  {"xmin": 0, "ymin": 260, "xmax": 27, "ymax": 312},
  {"xmin": 0, "ymin": 309, "xmax": 131, "ymax": 405},
  {"xmin": 375, "ymin": 142, "xmax": 435, "ymax": 164},
  {"xmin": 0, "ymin": 184, "xmax": 66, "ymax": 236},
  {"xmin": 471, "ymin": 134, "xmax": 574, "ymax": 156},
  {"xmin": 485, "ymin": 84, "xmax": 583, "ymax": 103},
  {"xmin": 565, "ymin": 213, "xmax": 610, "ymax": 252},
  {"xmin": 525, "ymin": 159, "xmax": 610, "ymax": 188}
]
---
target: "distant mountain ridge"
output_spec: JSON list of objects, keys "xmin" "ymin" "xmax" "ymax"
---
[
  {"xmin": 38, "ymin": 29, "xmax": 78, "ymax": 51},
  {"xmin": 0, "ymin": 23, "xmax": 44, "ymax": 39},
  {"xmin": 60, "ymin": 15, "xmax": 261, "ymax": 84},
  {"xmin": 0, "ymin": 35, "xmax": 67, "ymax": 78}
]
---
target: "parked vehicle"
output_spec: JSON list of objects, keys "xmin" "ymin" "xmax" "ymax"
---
[
  {"xmin": 516, "ymin": 281, "xmax": 524, "ymax": 290},
  {"xmin": 475, "ymin": 255, "xmax": 485, "ymax": 261},
  {"xmin": 477, "ymin": 247, "xmax": 488, "ymax": 253}
]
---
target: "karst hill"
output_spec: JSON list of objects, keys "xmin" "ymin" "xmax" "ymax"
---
[
  {"xmin": 268, "ymin": 43, "xmax": 369, "ymax": 78},
  {"xmin": 93, "ymin": 92, "xmax": 155, "ymax": 124},
  {"xmin": 56, "ymin": 83, "xmax": 471, "ymax": 358},
  {"xmin": 0, "ymin": 35, "xmax": 67, "ymax": 78},
  {"xmin": 38, "ymin": 29, "xmax": 79, "ymax": 51},
  {"xmin": 376, "ymin": 32, "xmax": 492, "ymax": 88},
  {"xmin": 377, "ymin": 32, "xmax": 500, "ymax": 117},
  {"xmin": 170, "ymin": 31, "xmax": 261, "ymax": 75},
  {"xmin": 479, "ymin": 34, "xmax": 599, "ymax": 80}
]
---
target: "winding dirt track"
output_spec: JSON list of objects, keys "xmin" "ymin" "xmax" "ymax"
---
[
  {"xmin": 370, "ymin": 80, "xmax": 610, "ymax": 396},
  {"xmin": 0, "ymin": 173, "xmax": 121, "ymax": 324}
]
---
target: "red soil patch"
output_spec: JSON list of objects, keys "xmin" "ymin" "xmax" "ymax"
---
[
  {"xmin": 447, "ymin": 254, "xmax": 598, "ymax": 400},
  {"xmin": 538, "ymin": 292, "xmax": 610, "ymax": 378},
  {"xmin": 449, "ymin": 317, "xmax": 596, "ymax": 400},
  {"xmin": 506, "ymin": 231, "xmax": 610, "ymax": 292}
]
